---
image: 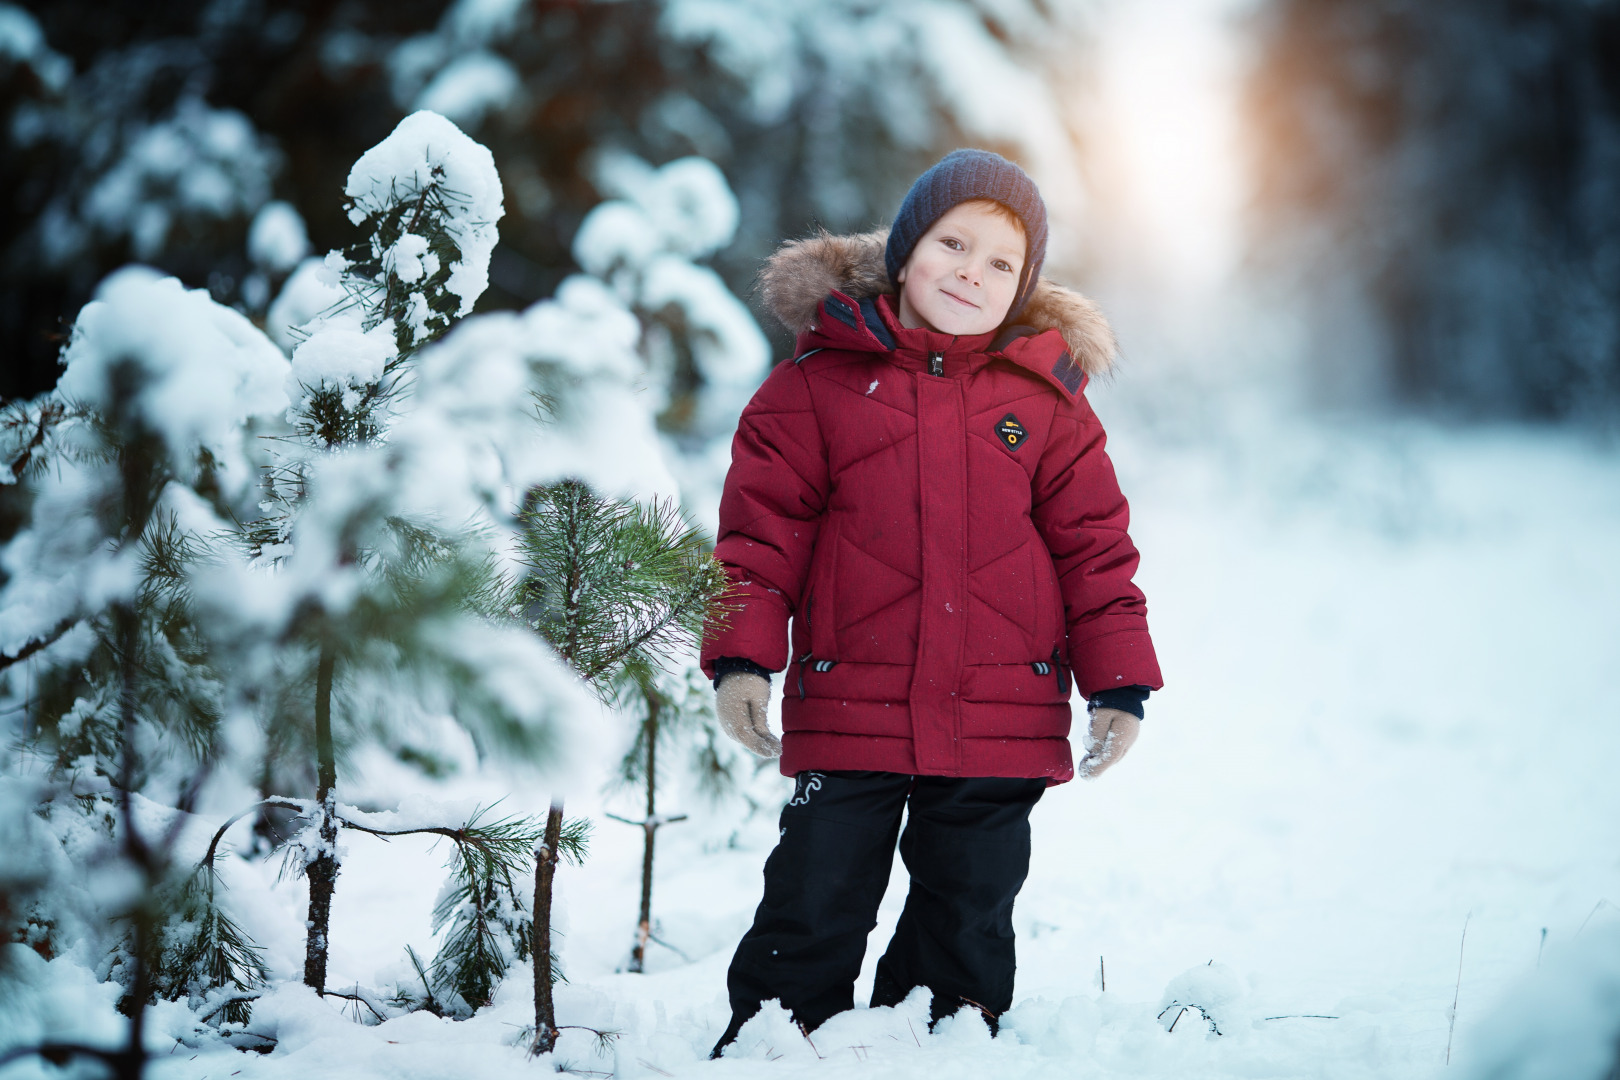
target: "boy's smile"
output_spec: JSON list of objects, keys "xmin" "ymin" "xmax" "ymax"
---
[{"xmin": 896, "ymin": 200, "xmax": 1026, "ymax": 337}]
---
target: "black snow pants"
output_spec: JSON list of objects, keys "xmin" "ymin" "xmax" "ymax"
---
[{"xmin": 716, "ymin": 770, "xmax": 1046, "ymax": 1050}]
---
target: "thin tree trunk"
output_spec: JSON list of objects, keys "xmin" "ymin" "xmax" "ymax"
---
[
  {"xmin": 531, "ymin": 800, "xmax": 564, "ymax": 1055},
  {"xmin": 115, "ymin": 602, "xmax": 151, "ymax": 1080},
  {"xmin": 629, "ymin": 688, "xmax": 660, "ymax": 974},
  {"xmin": 303, "ymin": 642, "xmax": 338, "ymax": 992}
]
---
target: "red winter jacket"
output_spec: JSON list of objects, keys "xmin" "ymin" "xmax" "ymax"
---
[{"xmin": 701, "ymin": 231, "xmax": 1162, "ymax": 783}]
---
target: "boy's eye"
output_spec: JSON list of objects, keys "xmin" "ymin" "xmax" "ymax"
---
[
  {"xmin": 992, "ymin": 259, "xmax": 1013, "ymax": 273},
  {"xmin": 940, "ymin": 237, "xmax": 963, "ymax": 250}
]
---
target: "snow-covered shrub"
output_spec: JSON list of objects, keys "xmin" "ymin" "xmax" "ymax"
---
[{"xmin": 1157, "ymin": 961, "xmax": 1249, "ymax": 1037}]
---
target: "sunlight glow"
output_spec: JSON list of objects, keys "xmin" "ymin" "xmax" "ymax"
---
[{"xmin": 1090, "ymin": 0, "xmax": 1248, "ymax": 291}]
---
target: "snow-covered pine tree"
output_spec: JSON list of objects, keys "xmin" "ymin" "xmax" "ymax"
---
[
  {"xmin": 236, "ymin": 109, "xmax": 523, "ymax": 996},
  {"xmin": 205, "ymin": 110, "xmax": 625, "ymax": 1024},
  {"xmin": 0, "ymin": 265, "xmax": 289, "ymax": 1073},
  {"xmin": 567, "ymin": 153, "xmax": 769, "ymax": 453}
]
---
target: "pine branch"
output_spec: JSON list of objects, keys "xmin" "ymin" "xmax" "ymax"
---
[
  {"xmin": 516, "ymin": 481, "xmax": 730, "ymax": 695},
  {"xmin": 200, "ymin": 799, "xmax": 310, "ymax": 868},
  {"xmin": 1, "ymin": 397, "xmax": 69, "ymax": 482},
  {"xmin": 349, "ymin": 804, "xmax": 560, "ymax": 1013},
  {"xmin": 0, "ymin": 616, "xmax": 80, "ymax": 672},
  {"xmin": 388, "ymin": 944, "xmax": 447, "ymax": 1017},
  {"xmin": 147, "ymin": 862, "xmax": 270, "ymax": 1025}
]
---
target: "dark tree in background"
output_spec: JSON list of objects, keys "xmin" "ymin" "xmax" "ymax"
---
[
  {"xmin": 1246, "ymin": 0, "xmax": 1620, "ymax": 423},
  {"xmin": 0, "ymin": 0, "xmax": 435, "ymax": 401},
  {"xmin": 2, "ymin": 0, "xmax": 1078, "ymax": 417}
]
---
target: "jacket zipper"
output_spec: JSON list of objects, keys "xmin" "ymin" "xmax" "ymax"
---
[{"xmin": 927, "ymin": 350, "xmax": 944, "ymax": 377}]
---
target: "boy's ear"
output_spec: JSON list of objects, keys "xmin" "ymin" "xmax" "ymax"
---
[{"xmin": 896, "ymin": 264, "xmax": 907, "ymax": 285}]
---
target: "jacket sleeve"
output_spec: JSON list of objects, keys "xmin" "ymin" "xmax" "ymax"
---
[
  {"xmin": 1030, "ymin": 395, "xmax": 1163, "ymax": 698},
  {"xmin": 699, "ymin": 360, "xmax": 829, "ymax": 679}
]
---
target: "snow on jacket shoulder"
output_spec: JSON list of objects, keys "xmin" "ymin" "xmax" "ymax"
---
[{"xmin": 701, "ymin": 229, "xmax": 1163, "ymax": 784}]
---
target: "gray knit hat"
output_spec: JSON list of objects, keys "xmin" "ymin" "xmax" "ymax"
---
[{"xmin": 885, "ymin": 148, "xmax": 1048, "ymax": 323}]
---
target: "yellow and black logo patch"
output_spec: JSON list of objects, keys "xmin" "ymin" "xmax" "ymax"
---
[{"xmin": 995, "ymin": 413, "xmax": 1027, "ymax": 451}]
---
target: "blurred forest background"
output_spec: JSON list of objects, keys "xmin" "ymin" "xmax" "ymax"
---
[{"xmin": 5, "ymin": 0, "xmax": 1618, "ymax": 428}]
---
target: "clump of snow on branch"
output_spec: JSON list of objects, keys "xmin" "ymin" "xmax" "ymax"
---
[
  {"xmin": 572, "ymin": 151, "xmax": 768, "ymax": 424},
  {"xmin": 415, "ymin": 52, "xmax": 521, "ymax": 128},
  {"xmin": 0, "ymin": 2, "xmax": 71, "ymax": 91},
  {"xmin": 390, "ymin": 272, "xmax": 675, "ymax": 519},
  {"xmin": 57, "ymin": 268, "xmax": 288, "ymax": 482},
  {"xmin": 343, "ymin": 109, "xmax": 503, "ymax": 330},
  {"xmin": 82, "ymin": 98, "xmax": 278, "ymax": 262},
  {"xmin": 248, "ymin": 201, "xmax": 311, "ymax": 273},
  {"xmin": 265, "ymin": 257, "xmax": 345, "ymax": 352},
  {"xmin": 388, "ymin": 0, "xmax": 528, "ymax": 124},
  {"xmin": 285, "ymin": 321, "xmax": 395, "ymax": 414}
]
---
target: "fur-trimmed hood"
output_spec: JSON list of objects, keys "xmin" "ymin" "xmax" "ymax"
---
[{"xmin": 757, "ymin": 229, "xmax": 1117, "ymax": 377}]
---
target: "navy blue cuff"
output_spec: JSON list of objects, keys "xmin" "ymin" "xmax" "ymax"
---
[
  {"xmin": 1088, "ymin": 685, "xmax": 1150, "ymax": 720},
  {"xmin": 713, "ymin": 656, "xmax": 774, "ymax": 690}
]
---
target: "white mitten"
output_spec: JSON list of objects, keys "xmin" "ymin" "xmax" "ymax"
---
[
  {"xmin": 715, "ymin": 672, "xmax": 780, "ymax": 758},
  {"xmin": 1078, "ymin": 707, "xmax": 1139, "ymax": 779}
]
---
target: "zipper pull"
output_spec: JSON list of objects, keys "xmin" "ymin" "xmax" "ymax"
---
[{"xmin": 927, "ymin": 350, "xmax": 944, "ymax": 377}]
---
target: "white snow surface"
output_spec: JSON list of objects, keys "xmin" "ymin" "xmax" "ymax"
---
[
  {"xmin": 8, "ymin": 394, "xmax": 1617, "ymax": 1079},
  {"xmin": 1456, "ymin": 923, "xmax": 1620, "ymax": 1079},
  {"xmin": 343, "ymin": 110, "xmax": 504, "ymax": 319}
]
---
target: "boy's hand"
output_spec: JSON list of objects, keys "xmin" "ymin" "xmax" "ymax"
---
[
  {"xmin": 1078, "ymin": 707, "xmax": 1139, "ymax": 779},
  {"xmin": 716, "ymin": 672, "xmax": 781, "ymax": 758}
]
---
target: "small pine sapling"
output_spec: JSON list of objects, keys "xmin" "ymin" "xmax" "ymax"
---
[
  {"xmin": 238, "ymin": 114, "xmax": 515, "ymax": 997},
  {"xmin": 608, "ymin": 665, "xmax": 742, "ymax": 972},
  {"xmin": 150, "ymin": 861, "xmax": 269, "ymax": 1027},
  {"xmin": 515, "ymin": 480, "xmax": 730, "ymax": 982}
]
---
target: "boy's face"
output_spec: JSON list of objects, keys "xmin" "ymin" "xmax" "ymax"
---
[{"xmin": 896, "ymin": 200, "xmax": 1026, "ymax": 337}]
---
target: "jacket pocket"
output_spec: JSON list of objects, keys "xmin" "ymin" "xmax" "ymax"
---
[
  {"xmin": 805, "ymin": 520, "xmax": 840, "ymax": 659},
  {"xmin": 1032, "ymin": 537, "xmax": 1064, "ymax": 648}
]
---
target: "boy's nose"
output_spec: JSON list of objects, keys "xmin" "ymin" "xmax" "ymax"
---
[{"xmin": 957, "ymin": 264, "xmax": 982, "ymax": 287}]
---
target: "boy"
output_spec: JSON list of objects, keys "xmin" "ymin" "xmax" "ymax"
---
[{"xmin": 701, "ymin": 149, "xmax": 1161, "ymax": 1055}]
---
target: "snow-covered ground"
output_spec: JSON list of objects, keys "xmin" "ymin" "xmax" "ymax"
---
[{"xmin": 7, "ymin": 391, "xmax": 1618, "ymax": 1079}]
